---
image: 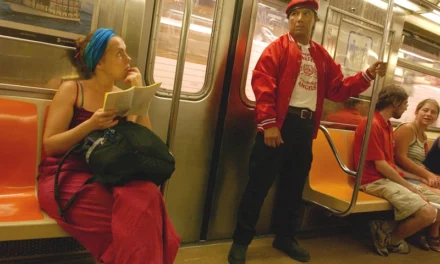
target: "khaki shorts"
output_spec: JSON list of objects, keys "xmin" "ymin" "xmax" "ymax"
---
[{"xmin": 362, "ymin": 178, "xmax": 440, "ymax": 220}]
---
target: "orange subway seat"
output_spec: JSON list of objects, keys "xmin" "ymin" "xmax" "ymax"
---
[
  {"xmin": 0, "ymin": 98, "xmax": 44, "ymax": 221},
  {"xmin": 305, "ymin": 129, "xmax": 391, "ymax": 213},
  {"xmin": 309, "ymin": 129, "xmax": 347, "ymax": 187}
]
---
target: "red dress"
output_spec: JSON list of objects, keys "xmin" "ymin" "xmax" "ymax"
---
[{"xmin": 38, "ymin": 104, "xmax": 180, "ymax": 263}]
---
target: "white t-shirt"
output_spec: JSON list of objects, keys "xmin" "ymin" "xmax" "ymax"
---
[{"xmin": 289, "ymin": 44, "xmax": 318, "ymax": 111}]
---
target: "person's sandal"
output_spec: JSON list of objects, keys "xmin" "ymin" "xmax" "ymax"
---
[
  {"xmin": 418, "ymin": 235, "xmax": 430, "ymax": 251},
  {"xmin": 427, "ymin": 236, "xmax": 440, "ymax": 252}
]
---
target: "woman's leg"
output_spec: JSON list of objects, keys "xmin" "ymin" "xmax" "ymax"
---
[
  {"xmin": 109, "ymin": 181, "xmax": 180, "ymax": 264},
  {"xmin": 38, "ymin": 171, "xmax": 114, "ymax": 263},
  {"xmin": 39, "ymin": 172, "xmax": 179, "ymax": 263}
]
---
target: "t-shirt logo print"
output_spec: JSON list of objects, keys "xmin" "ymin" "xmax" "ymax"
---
[
  {"xmin": 298, "ymin": 63, "xmax": 317, "ymax": 91},
  {"xmin": 303, "ymin": 64, "xmax": 315, "ymax": 76}
]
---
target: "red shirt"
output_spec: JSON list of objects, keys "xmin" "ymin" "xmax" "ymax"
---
[
  {"xmin": 252, "ymin": 33, "xmax": 374, "ymax": 138},
  {"xmin": 354, "ymin": 111, "xmax": 404, "ymax": 185}
]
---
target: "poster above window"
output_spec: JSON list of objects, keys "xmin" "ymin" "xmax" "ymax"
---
[{"xmin": 0, "ymin": 0, "xmax": 98, "ymax": 47}]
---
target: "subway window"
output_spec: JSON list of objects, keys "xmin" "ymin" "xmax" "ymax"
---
[
  {"xmin": 320, "ymin": 7, "xmax": 387, "ymax": 130},
  {"xmin": 392, "ymin": 34, "xmax": 440, "ymax": 128},
  {"xmin": 150, "ymin": 0, "xmax": 216, "ymax": 96},
  {"xmin": 242, "ymin": 1, "xmax": 290, "ymax": 103}
]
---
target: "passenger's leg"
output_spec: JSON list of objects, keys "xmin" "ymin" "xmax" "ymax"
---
[
  {"xmin": 232, "ymin": 132, "xmax": 284, "ymax": 246},
  {"xmin": 229, "ymin": 132, "xmax": 284, "ymax": 264},
  {"xmin": 39, "ymin": 172, "xmax": 180, "ymax": 264},
  {"xmin": 418, "ymin": 187, "xmax": 440, "ymax": 252},
  {"xmin": 419, "ymin": 183, "xmax": 440, "ymax": 196},
  {"xmin": 271, "ymin": 115, "xmax": 314, "ymax": 262},
  {"xmin": 364, "ymin": 180, "xmax": 434, "ymax": 255},
  {"xmin": 109, "ymin": 181, "xmax": 180, "ymax": 264},
  {"xmin": 394, "ymin": 205, "xmax": 436, "ymax": 240},
  {"xmin": 273, "ymin": 115, "xmax": 313, "ymax": 237},
  {"xmin": 38, "ymin": 170, "xmax": 114, "ymax": 263}
]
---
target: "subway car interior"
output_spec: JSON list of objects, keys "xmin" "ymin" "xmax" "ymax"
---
[{"xmin": 1, "ymin": 0, "xmax": 440, "ymax": 263}]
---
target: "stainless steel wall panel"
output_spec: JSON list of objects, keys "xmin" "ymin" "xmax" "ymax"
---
[
  {"xmin": 0, "ymin": 36, "xmax": 77, "ymax": 87},
  {"xmin": 146, "ymin": 0, "xmax": 236, "ymax": 243}
]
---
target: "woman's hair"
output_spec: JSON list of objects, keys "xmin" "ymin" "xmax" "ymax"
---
[
  {"xmin": 73, "ymin": 30, "xmax": 95, "ymax": 78},
  {"xmin": 73, "ymin": 28, "xmax": 116, "ymax": 78},
  {"xmin": 375, "ymin": 84, "xmax": 408, "ymax": 111},
  {"xmin": 415, "ymin": 98, "xmax": 439, "ymax": 114}
]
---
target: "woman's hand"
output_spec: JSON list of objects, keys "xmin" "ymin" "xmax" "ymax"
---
[
  {"xmin": 87, "ymin": 109, "xmax": 119, "ymax": 130},
  {"xmin": 426, "ymin": 173, "xmax": 440, "ymax": 188},
  {"xmin": 124, "ymin": 67, "xmax": 143, "ymax": 87}
]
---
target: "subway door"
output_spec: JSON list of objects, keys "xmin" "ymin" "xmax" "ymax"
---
[
  {"xmin": 205, "ymin": 0, "xmax": 329, "ymax": 240},
  {"xmin": 138, "ymin": 0, "xmax": 237, "ymax": 243}
]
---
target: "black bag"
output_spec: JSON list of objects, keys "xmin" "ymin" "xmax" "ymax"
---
[{"xmin": 54, "ymin": 121, "xmax": 175, "ymax": 220}]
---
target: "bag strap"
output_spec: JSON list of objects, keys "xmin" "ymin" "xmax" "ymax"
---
[{"xmin": 54, "ymin": 143, "xmax": 93, "ymax": 222}]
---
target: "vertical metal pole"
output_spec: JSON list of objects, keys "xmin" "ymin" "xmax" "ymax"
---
[
  {"xmin": 161, "ymin": 0, "xmax": 192, "ymax": 194},
  {"xmin": 353, "ymin": 1, "xmax": 395, "ymax": 204}
]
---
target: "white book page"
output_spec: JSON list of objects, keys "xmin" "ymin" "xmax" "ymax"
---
[
  {"xmin": 103, "ymin": 88, "xmax": 134, "ymax": 116},
  {"xmin": 125, "ymin": 83, "xmax": 161, "ymax": 116}
]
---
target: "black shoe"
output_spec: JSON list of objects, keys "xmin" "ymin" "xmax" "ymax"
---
[
  {"xmin": 228, "ymin": 242, "xmax": 248, "ymax": 264},
  {"xmin": 272, "ymin": 236, "xmax": 310, "ymax": 262}
]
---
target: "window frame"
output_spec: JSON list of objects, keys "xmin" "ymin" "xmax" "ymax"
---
[{"xmin": 145, "ymin": 0, "xmax": 223, "ymax": 101}]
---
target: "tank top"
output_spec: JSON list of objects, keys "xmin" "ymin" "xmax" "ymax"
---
[
  {"xmin": 69, "ymin": 81, "xmax": 93, "ymax": 129},
  {"xmin": 394, "ymin": 123, "xmax": 427, "ymax": 165}
]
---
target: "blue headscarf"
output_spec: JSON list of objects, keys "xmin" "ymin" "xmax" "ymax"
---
[{"xmin": 84, "ymin": 28, "xmax": 115, "ymax": 72}]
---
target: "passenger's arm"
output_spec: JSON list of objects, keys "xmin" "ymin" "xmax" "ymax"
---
[
  {"xmin": 325, "ymin": 55, "xmax": 386, "ymax": 102},
  {"xmin": 396, "ymin": 165, "xmax": 428, "ymax": 184},
  {"xmin": 43, "ymin": 82, "xmax": 117, "ymax": 156},
  {"xmin": 394, "ymin": 125, "xmax": 438, "ymax": 186},
  {"xmin": 251, "ymin": 42, "xmax": 281, "ymax": 131},
  {"xmin": 252, "ymin": 41, "xmax": 283, "ymax": 147}
]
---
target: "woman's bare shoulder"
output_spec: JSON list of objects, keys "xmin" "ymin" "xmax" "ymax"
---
[
  {"xmin": 52, "ymin": 80, "xmax": 78, "ymax": 104},
  {"xmin": 394, "ymin": 123, "xmax": 415, "ymax": 139}
]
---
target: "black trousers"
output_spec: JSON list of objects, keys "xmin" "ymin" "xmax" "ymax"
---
[{"xmin": 232, "ymin": 112, "xmax": 314, "ymax": 246}]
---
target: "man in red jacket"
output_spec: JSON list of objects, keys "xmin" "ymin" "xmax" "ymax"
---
[{"xmin": 228, "ymin": 0, "xmax": 387, "ymax": 263}]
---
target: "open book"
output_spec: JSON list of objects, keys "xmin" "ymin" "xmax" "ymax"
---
[{"xmin": 103, "ymin": 83, "xmax": 161, "ymax": 116}]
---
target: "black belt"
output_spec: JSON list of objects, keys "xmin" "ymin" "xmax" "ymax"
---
[{"xmin": 288, "ymin": 107, "xmax": 314, "ymax": 120}]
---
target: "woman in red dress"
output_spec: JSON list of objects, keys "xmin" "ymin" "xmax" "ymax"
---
[{"xmin": 37, "ymin": 28, "xmax": 180, "ymax": 264}]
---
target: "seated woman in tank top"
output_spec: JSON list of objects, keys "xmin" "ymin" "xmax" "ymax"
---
[
  {"xmin": 38, "ymin": 28, "xmax": 180, "ymax": 264},
  {"xmin": 394, "ymin": 98, "xmax": 440, "ymax": 251},
  {"xmin": 394, "ymin": 98, "xmax": 440, "ymax": 195}
]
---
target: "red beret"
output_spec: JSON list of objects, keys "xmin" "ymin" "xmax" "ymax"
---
[{"xmin": 285, "ymin": 0, "xmax": 319, "ymax": 16}]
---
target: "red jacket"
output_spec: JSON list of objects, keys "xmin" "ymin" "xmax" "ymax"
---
[{"xmin": 252, "ymin": 33, "xmax": 374, "ymax": 138}]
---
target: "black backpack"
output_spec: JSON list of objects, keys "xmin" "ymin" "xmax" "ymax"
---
[{"xmin": 54, "ymin": 121, "xmax": 175, "ymax": 220}]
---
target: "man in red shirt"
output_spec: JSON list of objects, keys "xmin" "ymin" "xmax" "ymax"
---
[
  {"xmin": 354, "ymin": 84, "xmax": 440, "ymax": 256},
  {"xmin": 228, "ymin": 0, "xmax": 387, "ymax": 263}
]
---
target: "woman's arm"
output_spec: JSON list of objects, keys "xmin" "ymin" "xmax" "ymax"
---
[
  {"xmin": 396, "ymin": 165, "xmax": 428, "ymax": 184},
  {"xmin": 394, "ymin": 124, "xmax": 438, "ymax": 186},
  {"xmin": 43, "ymin": 81, "xmax": 117, "ymax": 156}
]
